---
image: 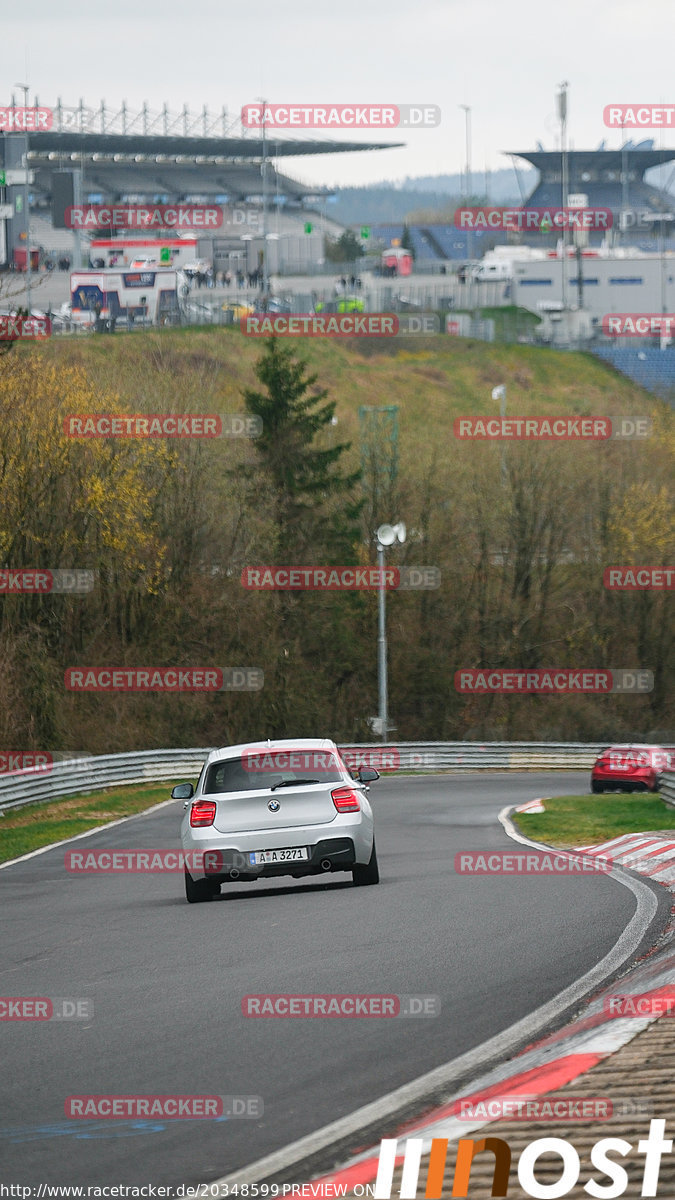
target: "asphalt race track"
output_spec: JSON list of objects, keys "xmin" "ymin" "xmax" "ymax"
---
[{"xmin": 0, "ymin": 772, "xmax": 660, "ymax": 1186}]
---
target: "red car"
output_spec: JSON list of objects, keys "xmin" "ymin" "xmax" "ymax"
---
[{"xmin": 591, "ymin": 744, "xmax": 675, "ymax": 794}]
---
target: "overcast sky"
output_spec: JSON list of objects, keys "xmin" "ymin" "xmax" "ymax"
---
[{"xmin": 2, "ymin": 0, "xmax": 674, "ymax": 190}]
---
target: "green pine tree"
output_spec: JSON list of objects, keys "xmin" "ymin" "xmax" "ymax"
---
[
  {"xmin": 242, "ymin": 337, "xmax": 363, "ymax": 561},
  {"xmin": 241, "ymin": 338, "xmax": 367, "ymax": 737}
]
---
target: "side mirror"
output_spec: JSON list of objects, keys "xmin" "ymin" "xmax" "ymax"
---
[
  {"xmin": 358, "ymin": 767, "xmax": 380, "ymax": 784},
  {"xmin": 172, "ymin": 782, "xmax": 194, "ymax": 800}
]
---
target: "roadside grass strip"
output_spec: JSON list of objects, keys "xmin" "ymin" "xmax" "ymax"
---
[
  {"xmin": 0, "ymin": 783, "xmax": 173, "ymax": 863},
  {"xmin": 512, "ymin": 792, "xmax": 675, "ymax": 847}
]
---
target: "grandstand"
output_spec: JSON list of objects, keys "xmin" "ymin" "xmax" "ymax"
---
[
  {"xmin": 592, "ymin": 344, "xmax": 675, "ymax": 402},
  {"xmin": 509, "ymin": 141, "xmax": 675, "ymax": 249},
  {"xmin": 0, "ymin": 99, "xmax": 402, "ymax": 270},
  {"xmin": 371, "ymin": 141, "xmax": 675, "ymax": 265}
]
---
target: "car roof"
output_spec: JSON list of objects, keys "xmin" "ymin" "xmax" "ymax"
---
[{"xmin": 205, "ymin": 738, "xmax": 338, "ymax": 764}]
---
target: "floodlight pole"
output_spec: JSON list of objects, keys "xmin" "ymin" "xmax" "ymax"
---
[
  {"xmin": 377, "ymin": 540, "xmax": 388, "ymax": 745},
  {"xmin": 260, "ymin": 98, "xmax": 269, "ymax": 295},
  {"xmin": 15, "ymin": 83, "xmax": 31, "ymax": 312},
  {"xmin": 460, "ymin": 105, "xmax": 473, "ymax": 267},
  {"xmin": 558, "ymin": 82, "xmax": 568, "ymax": 311}
]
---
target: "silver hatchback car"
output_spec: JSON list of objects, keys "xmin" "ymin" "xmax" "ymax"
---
[{"xmin": 173, "ymin": 738, "xmax": 380, "ymax": 903}]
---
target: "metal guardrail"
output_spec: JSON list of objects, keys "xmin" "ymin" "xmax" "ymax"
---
[
  {"xmin": 0, "ymin": 743, "xmax": 603, "ymax": 814},
  {"xmin": 657, "ymin": 772, "xmax": 675, "ymax": 809},
  {"xmin": 0, "ymin": 750, "xmax": 211, "ymax": 814}
]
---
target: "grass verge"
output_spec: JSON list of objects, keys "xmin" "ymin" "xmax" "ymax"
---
[
  {"xmin": 512, "ymin": 792, "xmax": 675, "ymax": 847},
  {"xmin": 0, "ymin": 783, "xmax": 175, "ymax": 864}
]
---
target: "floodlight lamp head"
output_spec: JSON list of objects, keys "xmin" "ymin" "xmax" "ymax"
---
[
  {"xmin": 376, "ymin": 524, "xmax": 396, "ymax": 546},
  {"xmin": 377, "ymin": 521, "xmax": 407, "ymax": 546}
]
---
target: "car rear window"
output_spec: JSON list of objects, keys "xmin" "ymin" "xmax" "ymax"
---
[{"xmin": 203, "ymin": 752, "xmax": 344, "ymax": 794}]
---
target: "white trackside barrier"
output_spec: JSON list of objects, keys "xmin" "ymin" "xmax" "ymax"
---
[{"xmin": 0, "ymin": 743, "xmax": 605, "ymax": 813}]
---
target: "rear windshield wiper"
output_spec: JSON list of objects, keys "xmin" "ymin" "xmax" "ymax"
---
[{"xmin": 270, "ymin": 778, "xmax": 321, "ymax": 791}]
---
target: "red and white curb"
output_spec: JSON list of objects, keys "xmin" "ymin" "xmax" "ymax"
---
[
  {"xmin": 303, "ymin": 831, "xmax": 675, "ymax": 1192},
  {"xmin": 307, "ymin": 963, "xmax": 674, "ymax": 1190},
  {"xmin": 574, "ymin": 833, "xmax": 675, "ymax": 889},
  {"xmin": 515, "ymin": 798, "xmax": 548, "ymax": 814}
]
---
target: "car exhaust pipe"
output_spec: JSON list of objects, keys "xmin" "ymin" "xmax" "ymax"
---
[
  {"xmin": 320, "ymin": 859, "xmax": 332, "ymax": 871},
  {"xmin": 229, "ymin": 868, "xmax": 240, "ymax": 879}
]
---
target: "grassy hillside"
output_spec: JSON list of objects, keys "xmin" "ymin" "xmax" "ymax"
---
[{"xmin": 1, "ymin": 327, "xmax": 672, "ymax": 750}]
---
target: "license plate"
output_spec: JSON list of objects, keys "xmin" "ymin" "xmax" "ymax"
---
[{"xmin": 250, "ymin": 847, "xmax": 309, "ymax": 865}]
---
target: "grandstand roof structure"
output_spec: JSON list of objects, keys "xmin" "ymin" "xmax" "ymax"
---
[
  {"xmin": 14, "ymin": 100, "xmax": 403, "ymax": 205},
  {"xmin": 511, "ymin": 144, "xmax": 675, "ymax": 175},
  {"xmin": 509, "ymin": 142, "xmax": 675, "ymax": 213}
]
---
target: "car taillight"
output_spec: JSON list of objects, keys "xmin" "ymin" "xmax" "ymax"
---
[
  {"xmin": 190, "ymin": 800, "xmax": 216, "ymax": 827},
  {"xmin": 331, "ymin": 786, "xmax": 360, "ymax": 814}
]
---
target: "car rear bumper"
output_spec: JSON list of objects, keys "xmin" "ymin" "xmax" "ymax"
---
[
  {"xmin": 189, "ymin": 837, "xmax": 357, "ymax": 882},
  {"xmin": 591, "ymin": 770, "xmax": 656, "ymax": 791}
]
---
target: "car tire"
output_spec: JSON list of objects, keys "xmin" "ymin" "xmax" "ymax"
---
[
  {"xmin": 591, "ymin": 782, "xmax": 604, "ymax": 794},
  {"xmin": 184, "ymin": 866, "xmax": 214, "ymax": 904},
  {"xmin": 352, "ymin": 841, "xmax": 379, "ymax": 886}
]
